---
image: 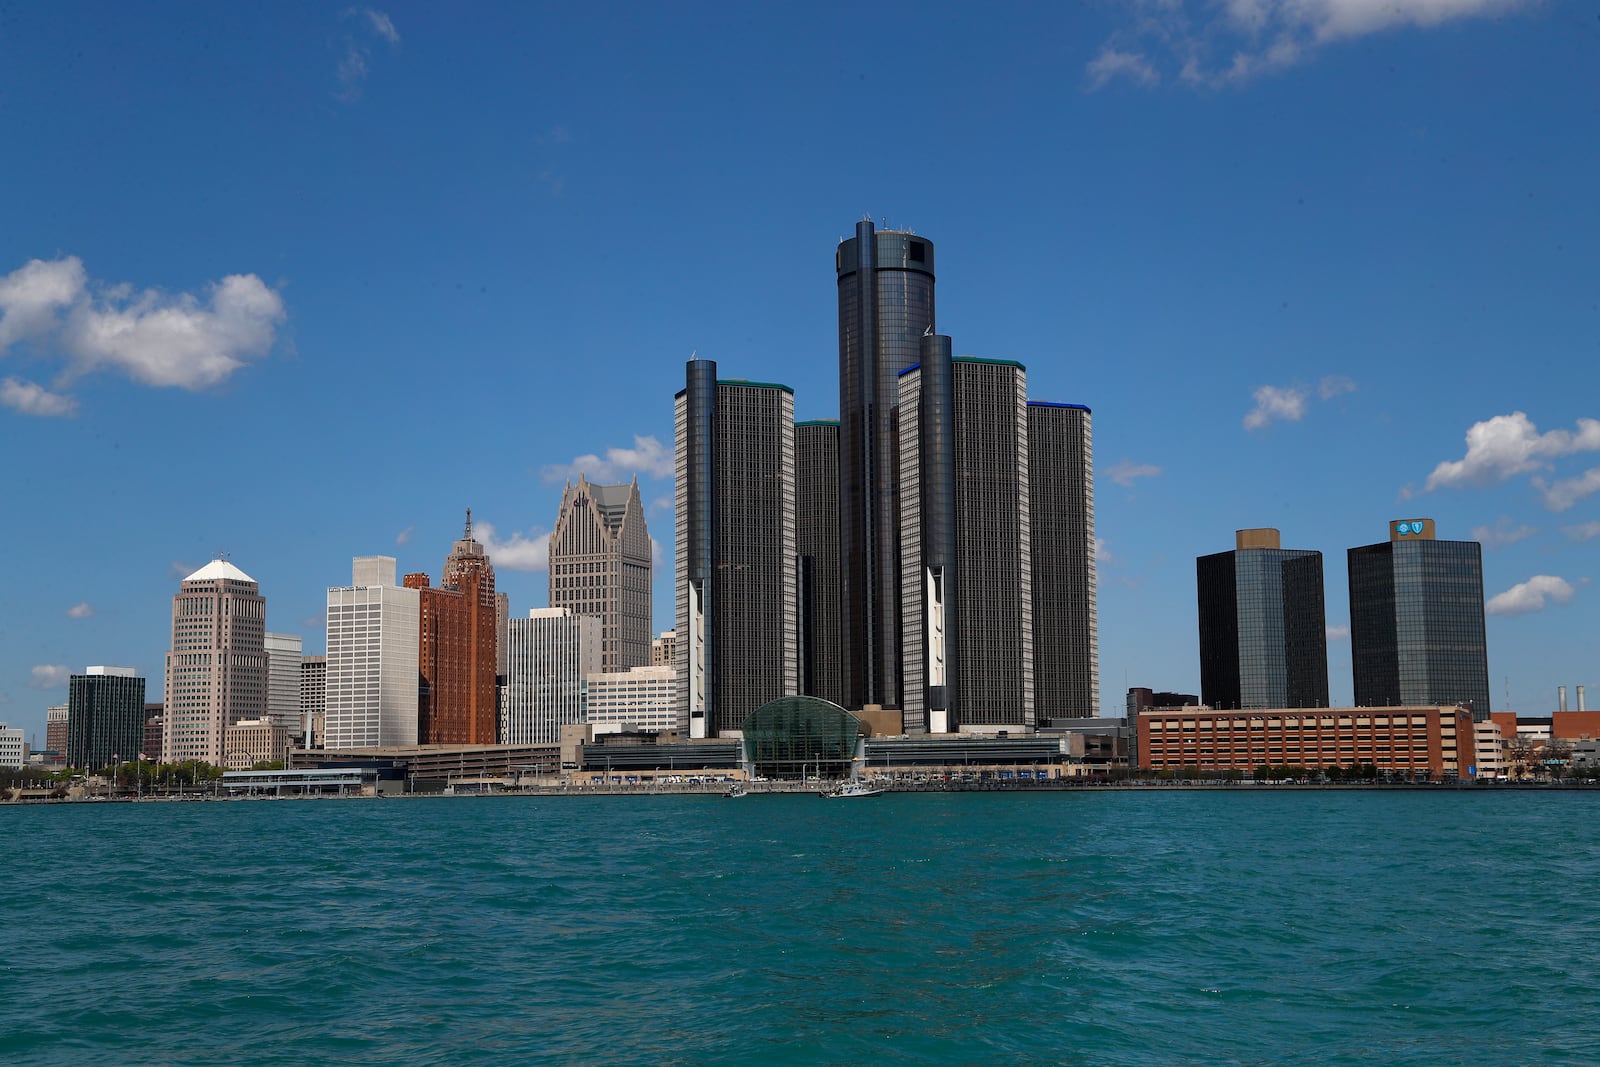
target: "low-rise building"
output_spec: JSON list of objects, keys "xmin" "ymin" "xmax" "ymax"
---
[
  {"xmin": 1474, "ymin": 720, "xmax": 1508, "ymax": 780},
  {"xmin": 224, "ymin": 717, "xmax": 290, "ymax": 770},
  {"xmin": 584, "ymin": 665, "xmax": 677, "ymax": 734},
  {"xmin": 0, "ymin": 722, "xmax": 26, "ymax": 769}
]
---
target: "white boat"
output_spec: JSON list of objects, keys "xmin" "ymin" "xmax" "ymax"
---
[
  {"xmin": 722, "ymin": 784, "xmax": 748, "ymax": 798},
  {"xmin": 822, "ymin": 780, "xmax": 884, "ymax": 799}
]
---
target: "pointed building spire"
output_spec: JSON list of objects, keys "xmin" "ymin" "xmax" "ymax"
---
[{"xmin": 464, "ymin": 507, "xmax": 473, "ymax": 541}]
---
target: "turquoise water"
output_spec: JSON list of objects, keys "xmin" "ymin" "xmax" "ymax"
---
[{"xmin": 4, "ymin": 791, "xmax": 1598, "ymax": 1065}]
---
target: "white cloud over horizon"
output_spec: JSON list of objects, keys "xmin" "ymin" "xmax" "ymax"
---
[
  {"xmin": 1105, "ymin": 459, "xmax": 1163, "ymax": 487},
  {"xmin": 0, "ymin": 256, "xmax": 286, "ymax": 413},
  {"xmin": 66, "ymin": 602, "xmax": 94, "ymax": 619},
  {"xmin": 1326, "ymin": 624, "xmax": 1349, "ymax": 641},
  {"xmin": 475, "ymin": 520, "xmax": 551, "ymax": 573},
  {"xmin": 395, "ymin": 525, "xmax": 415, "ymax": 546},
  {"xmin": 1563, "ymin": 521, "xmax": 1600, "ymax": 542},
  {"xmin": 1244, "ymin": 384, "xmax": 1308, "ymax": 430},
  {"xmin": 541, "ymin": 435, "xmax": 674, "ymax": 484},
  {"xmin": 1534, "ymin": 467, "xmax": 1600, "ymax": 513},
  {"xmin": 29, "ymin": 664, "xmax": 71, "ymax": 689},
  {"xmin": 1094, "ymin": 537, "xmax": 1114, "ymax": 564},
  {"xmin": 336, "ymin": 8, "xmax": 401, "ymax": 100},
  {"xmin": 1088, "ymin": 0, "xmax": 1533, "ymax": 90},
  {"xmin": 1485, "ymin": 575, "xmax": 1575, "ymax": 617},
  {"xmin": 1424, "ymin": 412, "xmax": 1600, "ymax": 492},
  {"xmin": 1470, "ymin": 517, "xmax": 1537, "ymax": 550}
]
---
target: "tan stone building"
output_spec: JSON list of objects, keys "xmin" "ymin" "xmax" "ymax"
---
[
  {"xmin": 548, "ymin": 476, "xmax": 652, "ymax": 671},
  {"xmin": 224, "ymin": 717, "xmax": 289, "ymax": 770},
  {"xmin": 163, "ymin": 560, "xmax": 268, "ymax": 765}
]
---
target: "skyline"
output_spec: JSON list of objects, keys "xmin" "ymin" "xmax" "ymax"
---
[{"xmin": 3, "ymin": 3, "xmax": 1597, "ymax": 741}]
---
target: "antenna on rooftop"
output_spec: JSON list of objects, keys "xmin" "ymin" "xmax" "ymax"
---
[{"xmin": 464, "ymin": 507, "xmax": 473, "ymax": 540}]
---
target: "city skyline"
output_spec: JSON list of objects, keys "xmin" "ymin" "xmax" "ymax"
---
[{"xmin": 4, "ymin": 4, "xmax": 1597, "ymax": 741}]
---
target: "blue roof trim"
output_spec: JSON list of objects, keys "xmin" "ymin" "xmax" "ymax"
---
[
  {"xmin": 1028, "ymin": 401, "xmax": 1092, "ymax": 412},
  {"xmin": 896, "ymin": 362, "xmax": 923, "ymax": 378}
]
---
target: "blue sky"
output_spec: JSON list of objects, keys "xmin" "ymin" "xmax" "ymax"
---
[{"xmin": 3, "ymin": 1, "xmax": 1596, "ymax": 741}]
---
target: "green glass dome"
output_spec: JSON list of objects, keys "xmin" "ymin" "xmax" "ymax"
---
[{"xmin": 741, "ymin": 696, "xmax": 862, "ymax": 779}]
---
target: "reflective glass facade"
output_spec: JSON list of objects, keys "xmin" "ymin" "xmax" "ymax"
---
[
  {"xmin": 67, "ymin": 671, "xmax": 146, "ymax": 771},
  {"xmin": 1027, "ymin": 402, "xmax": 1099, "ymax": 718},
  {"xmin": 837, "ymin": 221, "xmax": 935, "ymax": 710},
  {"xmin": 796, "ymin": 420, "xmax": 844, "ymax": 707},
  {"xmin": 1197, "ymin": 546, "xmax": 1329, "ymax": 710},
  {"xmin": 741, "ymin": 695, "xmax": 862, "ymax": 779},
  {"xmin": 1348, "ymin": 538, "xmax": 1490, "ymax": 716}
]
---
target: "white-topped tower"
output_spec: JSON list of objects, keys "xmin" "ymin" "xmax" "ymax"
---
[{"xmin": 162, "ymin": 558, "xmax": 269, "ymax": 764}]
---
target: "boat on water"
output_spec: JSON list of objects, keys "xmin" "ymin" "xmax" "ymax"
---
[
  {"xmin": 822, "ymin": 780, "xmax": 884, "ymax": 799},
  {"xmin": 722, "ymin": 784, "xmax": 749, "ymax": 798}
]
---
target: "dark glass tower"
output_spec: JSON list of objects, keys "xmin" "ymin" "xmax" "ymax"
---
[
  {"xmin": 1197, "ymin": 529, "xmax": 1330, "ymax": 710},
  {"xmin": 67, "ymin": 668, "xmax": 147, "ymax": 771},
  {"xmin": 1028, "ymin": 402, "xmax": 1099, "ymax": 719},
  {"xmin": 673, "ymin": 359, "xmax": 798, "ymax": 737},
  {"xmin": 837, "ymin": 221, "xmax": 935, "ymax": 710},
  {"xmin": 796, "ymin": 420, "xmax": 844, "ymax": 707},
  {"xmin": 1348, "ymin": 519, "xmax": 1490, "ymax": 717}
]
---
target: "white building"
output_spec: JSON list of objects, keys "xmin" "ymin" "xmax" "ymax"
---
[
  {"xmin": 585, "ymin": 665, "xmax": 678, "ymax": 734},
  {"xmin": 1475, "ymin": 720, "xmax": 1508, "ymax": 781},
  {"xmin": 263, "ymin": 632, "xmax": 304, "ymax": 733},
  {"xmin": 0, "ymin": 722, "xmax": 26, "ymax": 769},
  {"xmin": 503, "ymin": 608, "xmax": 601, "ymax": 745},
  {"xmin": 163, "ymin": 559, "xmax": 268, "ymax": 765},
  {"xmin": 324, "ymin": 557, "xmax": 420, "ymax": 749}
]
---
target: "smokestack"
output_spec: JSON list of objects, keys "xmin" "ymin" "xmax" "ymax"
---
[
  {"xmin": 1559, "ymin": 686, "xmax": 1567, "ymax": 712},
  {"xmin": 1580, "ymin": 685, "xmax": 1587, "ymax": 712}
]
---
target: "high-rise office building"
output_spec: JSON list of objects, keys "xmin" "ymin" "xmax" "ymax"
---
[
  {"xmin": 1197, "ymin": 529, "xmax": 1329, "ymax": 711},
  {"xmin": 68, "ymin": 666, "xmax": 146, "ymax": 771},
  {"xmin": 163, "ymin": 559, "xmax": 268, "ymax": 764},
  {"xmin": 324, "ymin": 556, "xmax": 420, "ymax": 749},
  {"xmin": 651, "ymin": 630, "xmax": 676, "ymax": 667},
  {"xmin": 263, "ymin": 632, "xmax": 303, "ymax": 732},
  {"xmin": 1349, "ymin": 518, "xmax": 1490, "ymax": 717},
  {"xmin": 502, "ymin": 608, "xmax": 601, "ymax": 745},
  {"xmin": 299, "ymin": 656, "xmax": 326, "ymax": 746},
  {"xmin": 1027, "ymin": 402, "xmax": 1100, "ymax": 718},
  {"xmin": 837, "ymin": 220, "xmax": 937, "ymax": 711},
  {"xmin": 584, "ymin": 665, "xmax": 678, "ymax": 734},
  {"xmin": 795, "ymin": 419, "xmax": 844, "ymax": 706},
  {"xmin": 407, "ymin": 516, "xmax": 498, "ymax": 745},
  {"xmin": 548, "ymin": 477, "xmax": 652, "ymax": 672},
  {"xmin": 674, "ymin": 358, "xmax": 798, "ymax": 736},
  {"xmin": 45, "ymin": 703, "xmax": 67, "ymax": 754},
  {"xmin": 143, "ymin": 704, "xmax": 164, "ymax": 763}
]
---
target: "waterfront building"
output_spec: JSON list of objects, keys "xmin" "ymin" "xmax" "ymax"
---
[
  {"xmin": 1027, "ymin": 401, "xmax": 1099, "ymax": 719},
  {"xmin": 1348, "ymin": 519, "xmax": 1491, "ymax": 717},
  {"xmin": 45, "ymin": 703, "xmax": 67, "ymax": 754},
  {"xmin": 837, "ymin": 220, "xmax": 937, "ymax": 712},
  {"xmin": 0, "ymin": 722, "xmax": 25, "ymax": 768},
  {"xmin": 502, "ymin": 608, "xmax": 601, "ymax": 745},
  {"xmin": 1197, "ymin": 528, "xmax": 1329, "ymax": 711},
  {"xmin": 299, "ymin": 656, "xmax": 326, "ymax": 747},
  {"xmin": 223, "ymin": 717, "xmax": 290, "ymax": 769},
  {"xmin": 584, "ymin": 665, "xmax": 678, "ymax": 734},
  {"xmin": 263, "ymin": 632, "xmax": 303, "ymax": 732},
  {"xmin": 324, "ymin": 556, "xmax": 420, "ymax": 749},
  {"xmin": 673, "ymin": 358, "xmax": 799, "ymax": 737},
  {"xmin": 162, "ymin": 559, "xmax": 268, "ymax": 765},
  {"xmin": 548, "ymin": 477, "xmax": 653, "ymax": 672},
  {"xmin": 796, "ymin": 419, "xmax": 845, "ymax": 707},
  {"xmin": 650, "ymin": 630, "xmax": 676, "ymax": 667},
  {"xmin": 1136, "ymin": 704, "xmax": 1475, "ymax": 780},
  {"xmin": 406, "ymin": 516, "xmax": 498, "ymax": 745},
  {"xmin": 143, "ymin": 705, "xmax": 164, "ymax": 763},
  {"xmin": 68, "ymin": 666, "xmax": 146, "ymax": 771}
]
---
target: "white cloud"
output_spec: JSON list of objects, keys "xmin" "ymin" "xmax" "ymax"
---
[
  {"xmin": 1470, "ymin": 517, "xmax": 1537, "ymax": 549},
  {"xmin": 651, "ymin": 536, "xmax": 668, "ymax": 568},
  {"xmin": 66, "ymin": 602, "xmax": 94, "ymax": 619},
  {"xmin": 1105, "ymin": 459, "xmax": 1163, "ymax": 487},
  {"xmin": 1243, "ymin": 384, "xmax": 1308, "ymax": 430},
  {"xmin": 168, "ymin": 560, "xmax": 197, "ymax": 580},
  {"xmin": 301, "ymin": 614, "xmax": 326, "ymax": 630},
  {"xmin": 1534, "ymin": 466, "xmax": 1600, "ymax": 513},
  {"xmin": 1, "ymin": 377, "xmax": 78, "ymax": 417},
  {"xmin": 1092, "ymin": 0, "xmax": 1533, "ymax": 89},
  {"xmin": 395, "ymin": 525, "xmax": 415, "ymax": 546},
  {"xmin": 1425, "ymin": 413, "xmax": 1600, "ymax": 491},
  {"xmin": 1486, "ymin": 575, "xmax": 1575, "ymax": 617},
  {"xmin": 648, "ymin": 495, "xmax": 674, "ymax": 515},
  {"xmin": 1094, "ymin": 537, "xmax": 1114, "ymax": 564},
  {"xmin": 475, "ymin": 520, "xmax": 551, "ymax": 573},
  {"xmin": 1087, "ymin": 48, "xmax": 1160, "ymax": 90},
  {"xmin": 364, "ymin": 9, "xmax": 400, "ymax": 45},
  {"xmin": 1563, "ymin": 521, "xmax": 1600, "ymax": 542},
  {"xmin": 0, "ymin": 256, "xmax": 285, "ymax": 406},
  {"xmin": 1326, "ymin": 624, "xmax": 1350, "ymax": 641},
  {"xmin": 1318, "ymin": 375, "xmax": 1358, "ymax": 400},
  {"xmin": 541, "ymin": 435, "xmax": 674, "ymax": 484},
  {"xmin": 29, "ymin": 664, "xmax": 71, "ymax": 688},
  {"xmin": 336, "ymin": 8, "xmax": 401, "ymax": 100}
]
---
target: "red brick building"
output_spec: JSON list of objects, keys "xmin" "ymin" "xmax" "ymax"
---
[
  {"xmin": 1137, "ymin": 705, "xmax": 1475, "ymax": 780},
  {"xmin": 405, "ymin": 513, "xmax": 499, "ymax": 746}
]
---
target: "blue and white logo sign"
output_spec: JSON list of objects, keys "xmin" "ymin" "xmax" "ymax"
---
[{"xmin": 1395, "ymin": 520, "xmax": 1426, "ymax": 536}]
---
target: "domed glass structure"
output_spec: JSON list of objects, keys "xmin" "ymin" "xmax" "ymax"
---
[{"xmin": 741, "ymin": 696, "xmax": 862, "ymax": 780}]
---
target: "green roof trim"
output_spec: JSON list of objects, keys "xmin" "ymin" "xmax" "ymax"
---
[
  {"xmin": 718, "ymin": 378, "xmax": 794, "ymax": 394},
  {"xmin": 953, "ymin": 355, "xmax": 1027, "ymax": 370},
  {"xmin": 796, "ymin": 418, "xmax": 840, "ymax": 427}
]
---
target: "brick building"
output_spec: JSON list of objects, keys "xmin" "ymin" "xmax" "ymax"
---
[{"xmin": 405, "ymin": 513, "xmax": 498, "ymax": 746}]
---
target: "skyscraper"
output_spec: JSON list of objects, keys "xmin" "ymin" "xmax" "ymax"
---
[
  {"xmin": 674, "ymin": 357, "xmax": 798, "ymax": 736},
  {"xmin": 299, "ymin": 655, "xmax": 326, "ymax": 747},
  {"xmin": 795, "ymin": 419, "xmax": 844, "ymax": 706},
  {"xmin": 324, "ymin": 556, "xmax": 420, "ymax": 749},
  {"xmin": 837, "ymin": 221, "xmax": 936, "ymax": 711},
  {"xmin": 548, "ymin": 477, "xmax": 652, "ymax": 671},
  {"xmin": 45, "ymin": 703, "xmax": 67, "ymax": 754},
  {"xmin": 502, "ymin": 608, "xmax": 601, "ymax": 745},
  {"xmin": 407, "ymin": 515, "xmax": 498, "ymax": 745},
  {"xmin": 1028, "ymin": 402, "xmax": 1099, "ymax": 719},
  {"xmin": 263, "ymin": 632, "xmax": 303, "ymax": 732},
  {"xmin": 68, "ymin": 666, "xmax": 145, "ymax": 771},
  {"xmin": 163, "ymin": 559, "xmax": 268, "ymax": 764},
  {"xmin": 1197, "ymin": 529, "xmax": 1330, "ymax": 711},
  {"xmin": 1349, "ymin": 518, "xmax": 1490, "ymax": 716}
]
